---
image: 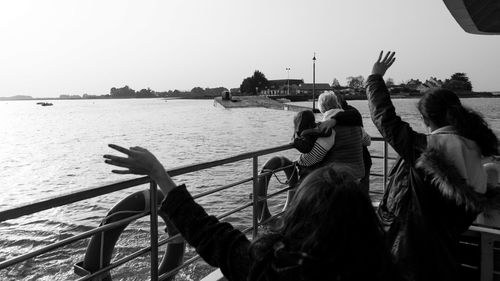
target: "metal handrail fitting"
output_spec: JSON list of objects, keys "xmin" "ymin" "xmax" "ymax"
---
[{"xmin": 0, "ymin": 139, "xmax": 391, "ymax": 280}]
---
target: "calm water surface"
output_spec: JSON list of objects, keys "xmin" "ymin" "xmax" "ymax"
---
[{"xmin": 1, "ymin": 98, "xmax": 499, "ymax": 280}]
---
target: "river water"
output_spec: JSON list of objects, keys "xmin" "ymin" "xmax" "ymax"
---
[{"xmin": 1, "ymin": 97, "xmax": 499, "ymax": 280}]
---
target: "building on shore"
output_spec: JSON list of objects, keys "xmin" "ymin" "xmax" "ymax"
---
[
  {"xmin": 296, "ymin": 83, "xmax": 333, "ymax": 95},
  {"xmin": 261, "ymin": 79, "xmax": 304, "ymax": 96}
]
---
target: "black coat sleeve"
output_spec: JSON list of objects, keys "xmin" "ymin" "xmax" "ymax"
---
[
  {"xmin": 161, "ymin": 184, "xmax": 251, "ymax": 281},
  {"xmin": 334, "ymin": 107, "xmax": 363, "ymax": 127},
  {"xmin": 365, "ymin": 74, "xmax": 426, "ymax": 162}
]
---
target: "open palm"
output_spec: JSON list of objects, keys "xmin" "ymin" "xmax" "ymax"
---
[{"xmin": 372, "ymin": 51, "xmax": 396, "ymax": 77}]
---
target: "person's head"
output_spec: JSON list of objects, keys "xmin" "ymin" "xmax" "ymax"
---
[
  {"xmin": 336, "ymin": 93, "xmax": 349, "ymax": 110},
  {"xmin": 418, "ymin": 88, "xmax": 498, "ymax": 156},
  {"xmin": 317, "ymin": 91, "xmax": 341, "ymax": 113},
  {"xmin": 249, "ymin": 166, "xmax": 391, "ymax": 280},
  {"xmin": 293, "ymin": 110, "xmax": 316, "ymax": 137}
]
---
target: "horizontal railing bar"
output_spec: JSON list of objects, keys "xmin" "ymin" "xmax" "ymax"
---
[
  {"xmin": 0, "ymin": 177, "xmax": 152, "ymax": 223},
  {"xmin": 77, "ymin": 234, "xmax": 161, "ymax": 281},
  {"xmin": 371, "ymin": 155, "xmax": 397, "ymax": 160},
  {"xmin": 167, "ymin": 144, "xmax": 294, "ymax": 177},
  {"xmin": 370, "ymin": 173, "xmax": 384, "ymax": 177},
  {"xmin": 0, "ymin": 144, "xmax": 295, "ymax": 223},
  {"xmin": 259, "ymin": 163, "xmax": 296, "ymax": 175},
  {"xmin": 0, "ymin": 211, "xmax": 148, "ymax": 270},
  {"xmin": 257, "ymin": 186, "xmax": 293, "ymax": 203},
  {"xmin": 159, "ymin": 254, "xmax": 203, "ymax": 280},
  {"xmin": 157, "ymin": 233, "xmax": 183, "ymax": 247},
  {"xmin": 192, "ymin": 177, "xmax": 254, "ymax": 200},
  {"xmin": 215, "ymin": 202, "xmax": 253, "ymax": 220}
]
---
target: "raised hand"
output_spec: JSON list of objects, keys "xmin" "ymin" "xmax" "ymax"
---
[
  {"xmin": 104, "ymin": 144, "xmax": 165, "ymax": 179},
  {"xmin": 371, "ymin": 51, "xmax": 396, "ymax": 77},
  {"xmin": 104, "ymin": 144, "xmax": 178, "ymax": 195}
]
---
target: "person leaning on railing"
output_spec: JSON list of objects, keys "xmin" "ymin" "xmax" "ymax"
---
[
  {"xmin": 366, "ymin": 51, "xmax": 500, "ymax": 281},
  {"xmin": 104, "ymin": 144, "xmax": 402, "ymax": 281}
]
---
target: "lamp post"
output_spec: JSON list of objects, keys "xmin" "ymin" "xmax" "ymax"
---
[
  {"xmin": 312, "ymin": 53, "xmax": 316, "ymax": 112},
  {"xmin": 286, "ymin": 67, "xmax": 290, "ymax": 95}
]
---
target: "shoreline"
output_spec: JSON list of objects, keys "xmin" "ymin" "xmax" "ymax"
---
[{"xmin": 2, "ymin": 94, "xmax": 500, "ymax": 102}]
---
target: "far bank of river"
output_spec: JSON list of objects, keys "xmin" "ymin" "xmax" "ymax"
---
[{"xmin": 1, "ymin": 91, "xmax": 500, "ymax": 102}]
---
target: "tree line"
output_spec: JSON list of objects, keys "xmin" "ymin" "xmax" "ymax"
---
[
  {"xmin": 57, "ymin": 86, "xmax": 230, "ymax": 99},
  {"xmin": 54, "ymin": 71, "xmax": 485, "ymax": 100},
  {"xmin": 237, "ymin": 70, "xmax": 483, "ymax": 95}
]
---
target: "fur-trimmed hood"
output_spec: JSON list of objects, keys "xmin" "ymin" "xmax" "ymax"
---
[{"xmin": 416, "ymin": 148, "xmax": 500, "ymax": 213}]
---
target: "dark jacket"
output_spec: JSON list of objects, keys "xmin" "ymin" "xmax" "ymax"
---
[
  {"xmin": 161, "ymin": 184, "xmax": 402, "ymax": 281},
  {"xmin": 366, "ymin": 74, "xmax": 487, "ymax": 281}
]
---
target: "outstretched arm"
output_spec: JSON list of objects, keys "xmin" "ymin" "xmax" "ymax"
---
[
  {"xmin": 103, "ymin": 145, "xmax": 251, "ymax": 280},
  {"xmin": 366, "ymin": 51, "xmax": 426, "ymax": 161}
]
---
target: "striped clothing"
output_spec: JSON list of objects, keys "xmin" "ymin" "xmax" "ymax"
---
[{"xmin": 297, "ymin": 133, "xmax": 335, "ymax": 167}]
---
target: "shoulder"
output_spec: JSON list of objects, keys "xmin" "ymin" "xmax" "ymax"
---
[{"xmin": 416, "ymin": 148, "xmax": 483, "ymax": 212}]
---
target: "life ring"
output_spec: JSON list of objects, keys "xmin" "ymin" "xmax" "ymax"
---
[
  {"xmin": 77, "ymin": 189, "xmax": 185, "ymax": 281},
  {"xmin": 256, "ymin": 156, "xmax": 298, "ymax": 223},
  {"xmin": 484, "ymin": 159, "xmax": 500, "ymax": 186}
]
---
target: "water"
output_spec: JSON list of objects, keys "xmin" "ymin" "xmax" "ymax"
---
[{"xmin": 1, "ymin": 97, "xmax": 499, "ymax": 280}]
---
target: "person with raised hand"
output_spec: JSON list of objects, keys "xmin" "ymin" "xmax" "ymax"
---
[
  {"xmin": 366, "ymin": 51, "xmax": 499, "ymax": 281},
  {"xmin": 104, "ymin": 144, "xmax": 402, "ymax": 281}
]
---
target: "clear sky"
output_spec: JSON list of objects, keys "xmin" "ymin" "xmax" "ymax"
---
[{"xmin": 1, "ymin": 0, "xmax": 499, "ymax": 97}]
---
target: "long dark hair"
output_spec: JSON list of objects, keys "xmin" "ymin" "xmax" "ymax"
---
[
  {"xmin": 248, "ymin": 166, "xmax": 396, "ymax": 281},
  {"xmin": 417, "ymin": 88, "xmax": 498, "ymax": 156},
  {"xmin": 292, "ymin": 110, "xmax": 316, "ymax": 139}
]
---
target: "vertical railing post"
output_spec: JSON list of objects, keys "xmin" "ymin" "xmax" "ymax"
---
[
  {"xmin": 383, "ymin": 141, "xmax": 388, "ymax": 192},
  {"xmin": 252, "ymin": 156, "xmax": 259, "ymax": 239},
  {"xmin": 149, "ymin": 180, "xmax": 159, "ymax": 281}
]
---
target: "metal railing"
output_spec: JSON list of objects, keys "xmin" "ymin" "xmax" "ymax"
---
[{"xmin": 0, "ymin": 138, "xmax": 392, "ymax": 280}]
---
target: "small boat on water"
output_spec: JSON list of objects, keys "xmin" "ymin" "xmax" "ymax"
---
[{"xmin": 36, "ymin": 102, "xmax": 53, "ymax": 106}]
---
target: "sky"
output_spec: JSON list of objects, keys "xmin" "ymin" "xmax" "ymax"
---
[{"xmin": 0, "ymin": 0, "xmax": 499, "ymax": 97}]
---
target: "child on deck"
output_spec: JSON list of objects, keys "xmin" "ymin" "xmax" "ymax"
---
[{"xmin": 292, "ymin": 105, "xmax": 368, "ymax": 179}]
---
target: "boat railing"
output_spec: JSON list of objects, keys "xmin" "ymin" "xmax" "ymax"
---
[{"xmin": 3, "ymin": 137, "xmax": 494, "ymax": 281}]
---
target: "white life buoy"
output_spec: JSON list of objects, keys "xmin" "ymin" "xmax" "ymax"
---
[{"xmin": 75, "ymin": 189, "xmax": 185, "ymax": 281}]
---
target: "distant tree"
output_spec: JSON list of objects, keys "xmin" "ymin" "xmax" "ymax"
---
[
  {"xmin": 385, "ymin": 78, "xmax": 395, "ymax": 87},
  {"xmin": 405, "ymin": 79, "xmax": 423, "ymax": 90},
  {"xmin": 331, "ymin": 78, "xmax": 341, "ymax": 89},
  {"xmin": 110, "ymin": 85, "xmax": 136, "ymax": 98},
  {"xmin": 205, "ymin": 87, "xmax": 229, "ymax": 96},
  {"xmin": 346, "ymin": 75, "xmax": 365, "ymax": 89},
  {"xmin": 443, "ymin": 72, "xmax": 472, "ymax": 91},
  {"xmin": 239, "ymin": 70, "xmax": 269, "ymax": 94},
  {"xmin": 137, "ymin": 88, "xmax": 155, "ymax": 98},
  {"xmin": 252, "ymin": 70, "xmax": 269, "ymax": 93},
  {"xmin": 240, "ymin": 77, "xmax": 255, "ymax": 94},
  {"xmin": 191, "ymin": 87, "xmax": 205, "ymax": 94}
]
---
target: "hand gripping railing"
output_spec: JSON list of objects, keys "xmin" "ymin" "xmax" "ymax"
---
[{"xmin": 0, "ymin": 139, "xmax": 392, "ymax": 280}]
